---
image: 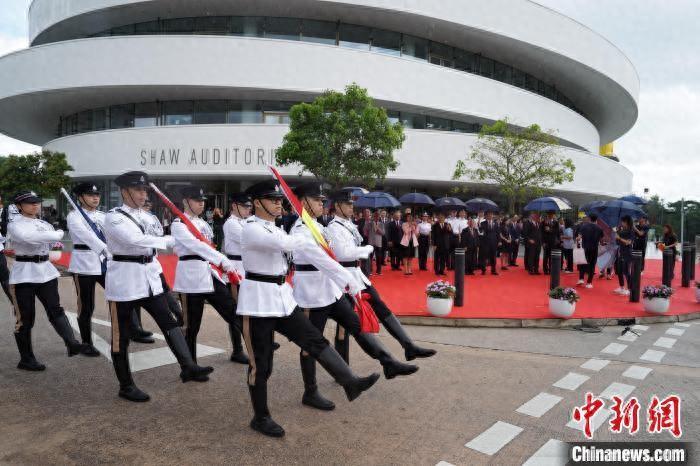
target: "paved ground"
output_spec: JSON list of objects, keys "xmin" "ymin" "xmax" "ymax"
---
[{"xmin": 1, "ymin": 275, "xmax": 698, "ymax": 465}]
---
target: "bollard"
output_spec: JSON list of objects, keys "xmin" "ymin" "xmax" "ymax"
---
[
  {"xmin": 681, "ymin": 243, "xmax": 691, "ymax": 288},
  {"xmin": 454, "ymin": 248, "xmax": 465, "ymax": 307},
  {"xmin": 550, "ymin": 249, "xmax": 561, "ymax": 290},
  {"xmin": 691, "ymin": 242, "xmax": 696, "ymax": 281},
  {"xmin": 662, "ymin": 248, "xmax": 674, "ymax": 287},
  {"xmin": 629, "ymin": 250, "xmax": 642, "ymax": 302}
]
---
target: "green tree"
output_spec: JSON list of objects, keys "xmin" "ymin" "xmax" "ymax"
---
[
  {"xmin": 0, "ymin": 151, "xmax": 73, "ymax": 200},
  {"xmin": 275, "ymin": 83, "xmax": 405, "ymax": 188},
  {"xmin": 452, "ymin": 119, "xmax": 576, "ymax": 213}
]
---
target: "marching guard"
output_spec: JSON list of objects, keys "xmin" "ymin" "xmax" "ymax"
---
[
  {"xmin": 238, "ymin": 180, "xmax": 379, "ymax": 438},
  {"xmin": 66, "ymin": 182, "xmax": 107, "ymax": 357},
  {"xmin": 326, "ymin": 189, "xmax": 437, "ymax": 362},
  {"xmin": 103, "ymin": 171, "xmax": 213, "ymax": 402},
  {"xmin": 290, "ymin": 182, "xmax": 418, "ymax": 411},
  {"xmin": 171, "ymin": 186, "xmax": 248, "ymax": 364},
  {"xmin": 7, "ymin": 191, "xmax": 90, "ymax": 371}
]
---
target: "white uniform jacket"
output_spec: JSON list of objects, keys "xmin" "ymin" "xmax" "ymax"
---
[
  {"xmin": 237, "ymin": 216, "xmax": 315, "ymax": 317},
  {"xmin": 290, "ymin": 218, "xmax": 358, "ymax": 309},
  {"xmin": 222, "ymin": 215, "xmax": 246, "ymax": 277},
  {"xmin": 67, "ymin": 209, "xmax": 107, "ymax": 276},
  {"xmin": 103, "ymin": 205, "xmax": 171, "ymax": 302},
  {"xmin": 171, "ymin": 215, "xmax": 227, "ymax": 294},
  {"xmin": 144, "ymin": 212, "xmax": 165, "ymax": 276},
  {"xmin": 7, "ymin": 216, "xmax": 63, "ymax": 285},
  {"xmin": 325, "ymin": 216, "xmax": 373, "ymax": 290}
]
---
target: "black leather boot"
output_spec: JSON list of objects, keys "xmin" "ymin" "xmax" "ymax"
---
[
  {"xmin": 15, "ymin": 330, "xmax": 45, "ymax": 371},
  {"xmin": 50, "ymin": 314, "xmax": 89, "ymax": 356},
  {"xmin": 354, "ymin": 333, "xmax": 419, "ymax": 379},
  {"xmin": 381, "ymin": 314, "xmax": 436, "ymax": 361},
  {"xmin": 316, "ymin": 346, "xmax": 379, "ymax": 402},
  {"xmin": 334, "ymin": 324, "xmax": 350, "ymax": 364},
  {"xmin": 112, "ymin": 351, "xmax": 149, "ymax": 402},
  {"xmin": 130, "ymin": 309, "xmax": 154, "ymax": 343},
  {"xmin": 165, "ymin": 292, "xmax": 184, "ymax": 327},
  {"xmin": 77, "ymin": 313, "xmax": 100, "ymax": 357},
  {"xmin": 300, "ymin": 353, "xmax": 335, "ymax": 410},
  {"xmin": 229, "ymin": 321, "xmax": 249, "ymax": 364},
  {"xmin": 164, "ymin": 328, "xmax": 213, "ymax": 382},
  {"xmin": 248, "ymin": 385, "xmax": 285, "ymax": 438}
]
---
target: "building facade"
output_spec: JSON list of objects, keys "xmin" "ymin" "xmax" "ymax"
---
[{"xmin": 0, "ymin": 0, "xmax": 639, "ymax": 210}]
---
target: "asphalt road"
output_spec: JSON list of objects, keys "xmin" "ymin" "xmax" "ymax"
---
[{"xmin": 1, "ymin": 276, "xmax": 698, "ymax": 465}]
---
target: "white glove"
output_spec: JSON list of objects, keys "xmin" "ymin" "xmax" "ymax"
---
[
  {"xmin": 163, "ymin": 235, "xmax": 175, "ymax": 248},
  {"xmin": 358, "ymin": 245, "xmax": 374, "ymax": 258},
  {"xmin": 347, "ymin": 279, "xmax": 364, "ymax": 297},
  {"xmin": 220, "ymin": 258, "xmax": 235, "ymax": 273},
  {"xmin": 54, "ymin": 230, "xmax": 65, "ymax": 238}
]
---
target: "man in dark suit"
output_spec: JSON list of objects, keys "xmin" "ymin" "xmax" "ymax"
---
[
  {"xmin": 387, "ymin": 210, "xmax": 403, "ymax": 271},
  {"xmin": 460, "ymin": 218, "xmax": 478, "ymax": 275},
  {"xmin": 508, "ymin": 216, "xmax": 521, "ymax": 266},
  {"xmin": 540, "ymin": 211, "xmax": 561, "ymax": 275},
  {"xmin": 478, "ymin": 211, "xmax": 499, "ymax": 275},
  {"xmin": 378, "ymin": 209, "xmax": 389, "ymax": 266},
  {"xmin": 522, "ymin": 212, "xmax": 542, "ymax": 274},
  {"xmin": 318, "ymin": 206, "xmax": 332, "ymax": 226},
  {"xmin": 356, "ymin": 208, "xmax": 372, "ymax": 276},
  {"xmin": 431, "ymin": 213, "xmax": 452, "ymax": 275}
]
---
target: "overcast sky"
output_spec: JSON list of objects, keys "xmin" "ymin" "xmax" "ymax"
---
[{"xmin": 0, "ymin": 0, "xmax": 698, "ymax": 201}]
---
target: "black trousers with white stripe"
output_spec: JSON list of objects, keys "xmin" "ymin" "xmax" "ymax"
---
[{"xmin": 73, "ymin": 273, "xmax": 105, "ymax": 345}]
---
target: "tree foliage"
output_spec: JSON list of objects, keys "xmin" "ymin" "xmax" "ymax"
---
[
  {"xmin": 275, "ymin": 83, "xmax": 405, "ymax": 188},
  {"xmin": 0, "ymin": 151, "xmax": 73, "ymax": 200},
  {"xmin": 452, "ymin": 119, "xmax": 576, "ymax": 213}
]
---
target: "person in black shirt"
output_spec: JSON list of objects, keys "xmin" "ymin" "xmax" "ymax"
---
[
  {"xmin": 498, "ymin": 219, "xmax": 511, "ymax": 271},
  {"xmin": 522, "ymin": 212, "xmax": 542, "ymax": 274},
  {"xmin": 431, "ymin": 213, "xmax": 452, "ymax": 275},
  {"xmin": 614, "ymin": 216, "xmax": 634, "ymax": 295},
  {"xmin": 660, "ymin": 224, "xmax": 679, "ymax": 281},
  {"xmin": 460, "ymin": 218, "xmax": 478, "ymax": 275},
  {"xmin": 632, "ymin": 216, "xmax": 650, "ymax": 273},
  {"xmin": 576, "ymin": 214, "xmax": 604, "ymax": 287},
  {"xmin": 540, "ymin": 211, "xmax": 560, "ymax": 275},
  {"xmin": 387, "ymin": 211, "xmax": 403, "ymax": 271},
  {"xmin": 478, "ymin": 212, "xmax": 500, "ymax": 275}
]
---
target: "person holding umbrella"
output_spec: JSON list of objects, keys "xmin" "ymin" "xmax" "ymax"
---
[
  {"xmin": 632, "ymin": 216, "xmax": 650, "ymax": 273},
  {"xmin": 613, "ymin": 215, "xmax": 634, "ymax": 295},
  {"xmin": 576, "ymin": 214, "xmax": 605, "ymax": 288},
  {"xmin": 478, "ymin": 211, "xmax": 500, "ymax": 275},
  {"xmin": 540, "ymin": 210, "xmax": 561, "ymax": 275},
  {"xmin": 522, "ymin": 211, "xmax": 542, "ymax": 274}
]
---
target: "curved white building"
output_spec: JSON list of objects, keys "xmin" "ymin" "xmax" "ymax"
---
[{"xmin": 0, "ymin": 0, "xmax": 639, "ymax": 209}]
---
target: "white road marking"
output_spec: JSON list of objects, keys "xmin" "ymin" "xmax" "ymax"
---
[
  {"xmin": 522, "ymin": 439, "xmax": 568, "ymax": 466},
  {"xmin": 553, "ymin": 372, "xmax": 590, "ymax": 391},
  {"xmin": 566, "ymin": 408, "xmax": 612, "ymax": 435},
  {"xmin": 465, "ymin": 421, "xmax": 523, "ymax": 456},
  {"xmin": 632, "ymin": 324, "xmax": 649, "ymax": 331},
  {"xmin": 639, "ymin": 349, "xmax": 666, "ymax": 363},
  {"xmin": 653, "ymin": 337, "xmax": 677, "ymax": 349},
  {"xmin": 622, "ymin": 366, "xmax": 653, "ymax": 380},
  {"xmin": 599, "ymin": 382, "xmax": 636, "ymax": 401},
  {"xmin": 665, "ymin": 328, "xmax": 685, "ymax": 336},
  {"xmin": 435, "ymin": 462, "xmax": 455, "ymax": 466},
  {"xmin": 516, "ymin": 392, "xmax": 562, "ymax": 418},
  {"xmin": 674, "ymin": 323, "xmax": 691, "ymax": 328},
  {"xmin": 601, "ymin": 343, "xmax": 628, "ymax": 355},
  {"xmin": 617, "ymin": 333, "xmax": 638, "ymax": 342},
  {"xmin": 66, "ymin": 313, "xmax": 112, "ymax": 361},
  {"xmin": 580, "ymin": 359, "xmax": 610, "ymax": 372}
]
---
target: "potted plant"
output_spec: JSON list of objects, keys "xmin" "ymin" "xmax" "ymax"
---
[
  {"xmin": 548, "ymin": 287, "xmax": 579, "ymax": 318},
  {"xmin": 49, "ymin": 241, "xmax": 64, "ymax": 262},
  {"xmin": 425, "ymin": 280, "xmax": 456, "ymax": 316},
  {"xmin": 642, "ymin": 285, "xmax": 674, "ymax": 314}
]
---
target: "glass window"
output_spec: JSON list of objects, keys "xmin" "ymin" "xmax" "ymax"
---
[
  {"xmin": 163, "ymin": 101, "xmax": 193, "ymax": 125},
  {"xmin": 386, "ymin": 110, "xmax": 400, "ymax": 124},
  {"xmin": 163, "ymin": 17, "xmax": 195, "ymax": 34},
  {"xmin": 263, "ymin": 101, "xmax": 295, "ymax": 112},
  {"xmin": 194, "ymin": 100, "xmax": 228, "ymax": 124},
  {"xmin": 454, "ymin": 49, "xmax": 476, "ymax": 73},
  {"xmin": 402, "ymin": 35, "xmax": 428, "ymax": 60},
  {"xmin": 110, "ymin": 24, "xmax": 135, "ymax": 36},
  {"xmin": 110, "ymin": 104, "xmax": 134, "ymax": 129},
  {"xmin": 231, "ymin": 16, "xmax": 264, "ymax": 37},
  {"xmin": 494, "ymin": 61, "xmax": 511, "ymax": 83},
  {"xmin": 93, "ymin": 108, "xmax": 108, "ymax": 131},
  {"xmin": 339, "ymin": 24, "xmax": 370, "ymax": 50},
  {"xmin": 511, "ymin": 68, "xmax": 526, "ymax": 88},
  {"xmin": 195, "ymin": 16, "xmax": 231, "ymax": 35},
  {"xmin": 265, "ymin": 17, "xmax": 300, "ymax": 41},
  {"xmin": 452, "ymin": 120, "xmax": 479, "ymax": 133},
  {"xmin": 479, "ymin": 56, "xmax": 494, "ymax": 77},
  {"xmin": 228, "ymin": 101, "xmax": 262, "ymax": 124},
  {"xmin": 134, "ymin": 102, "xmax": 159, "ymax": 127},
  {"xmin": 134, "ymin": 20, "xmax": 160, "ymax": 34},
  {"xmin": 263, "ymin": 112, "xmax": 290, "ymax": 124},
  {"xmin": 430, "ymin": 42, "xmax": 453, "ymax": 67},
  {"xmin": 426, "ymin": 116, "xmax": 451, "ymax": 131},
  {"xmin": 400, "ymin": 113, "xmax": 426, "ymax": 129},
  {"xmin": 525, "ymin": 74, "xmax": 538, "ymax": 92},
  {"xmin": 301, "ymin": 19, "xmax": 336, "ymax": 45},
  {"xmin": 371, "ymin": 29, "xmax": 401, "ymax": 56},
  {"xmin": 77, "ymin": 111, "xmax": 93, "ymax": 133}
]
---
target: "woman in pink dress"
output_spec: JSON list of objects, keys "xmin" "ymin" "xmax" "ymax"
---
[{"xmin": 400, "ymin": 213, "xmax": 419, "ymax": 275}]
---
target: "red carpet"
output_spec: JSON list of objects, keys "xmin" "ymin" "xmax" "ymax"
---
[{"xmin": 54, "ymin": 254, "xmax": 699, "ymax": 320}]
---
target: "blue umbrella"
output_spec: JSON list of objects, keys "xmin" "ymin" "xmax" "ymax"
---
[
  {"xmin": 399, "ymin": 193, "xmax": 435, "ymax": 207},
  {"xmin": 619, "ymin": 195, "xmax": 648, "ymax": 206},
  {"xmin": 464, "ymin": 197, "xmax": 499, "ymax": 213},
  {"xmin": 589, "ymin": 200, "xmax": 645, "ymax": 227},
  {"xmin": 524, "ymin": 196, "xmax": 572, "ymax": 212},
  {"xmin": 343, "ymin": 187, "xmax": 369, "ymax": 200},
  {"xmin": 434, "ymin": 197, "xmax": 467, "ymax": 210},
  {"xmin": 580, "ymin": 200, "xmax": 605, "ymax": 213},
  {"xmin": 354, "ymin": 192, "xmax": 401, "ymax": 209}
]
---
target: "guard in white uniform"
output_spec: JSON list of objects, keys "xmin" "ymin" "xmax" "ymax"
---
[
  {"xmin": 238, "ymin": 180, "xmax": 379, "ymax": 438},
  {"xmin": 171, "ymin": 186, "xmax": 248, "ymax": 364},
  {"xmin": 103, "ymin": 171, "xmax": 213, "ymax": 402},
  {"xmin": 291, "ymin": 183, "xmax": 418, "ymax": 411},
  {"xmin": 0, "ymin": 195, "xmax": 12, "ymax": 301},
  {"xmin": 7, "ymin": 191, "xmax": 89, "ymax": 371},
  {"xmin": 327, "ymin": 189, "xmax": 437, "ymax": 362},
  {"xmin": 67, "ymin": 182, "xmax": 108, "ymax": 357}
]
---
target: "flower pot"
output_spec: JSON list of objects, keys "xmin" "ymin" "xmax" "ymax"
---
[
  {"xmin": 427, "ymin": 297, "xmax": 453, "ymax": 317},
  {"xmin": 643, "ymin": 297, "xmax": 670, "ymax": 314},
  {"xmin": 549, "ymin": 297, "xmax": 576, "ymax": 318},
  {"xmin": 695, "ymin": 287, "xmax": 700, "ymax": 303},
  {"xmin": 49, "ymin": 250, "xmax": 62, "ymax": 262}
]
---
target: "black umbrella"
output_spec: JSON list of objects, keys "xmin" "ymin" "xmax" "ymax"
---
[
  {"xmin": 399, "ymin": 193, "xmax": 435, "ymax": 207},
  {"xmin": 354, "ymin": 192, "xmax": 401, "ymax": 209},
  {"xmin": 434, "ymin": 197, "xmax": 466, "ymax": 210},
  {"xmin": 464, "ymin": 197, "xmax": 499, "ymax": 213}
]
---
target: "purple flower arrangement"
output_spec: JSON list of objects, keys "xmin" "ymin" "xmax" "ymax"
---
[
  {"xmin": 426, "ymin": 280, "xmax": 456, "ymax": 299},
  {"xmin": 548, "ymin": 286, "xmax": 580, "ymax": 304},
  {"xmin": 50, "ymin": 241, "xmax": 64, "ymax": 251},
  {"xmin": 642, "ymin": 285, "xmax": 674, "ymax": 299}
]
